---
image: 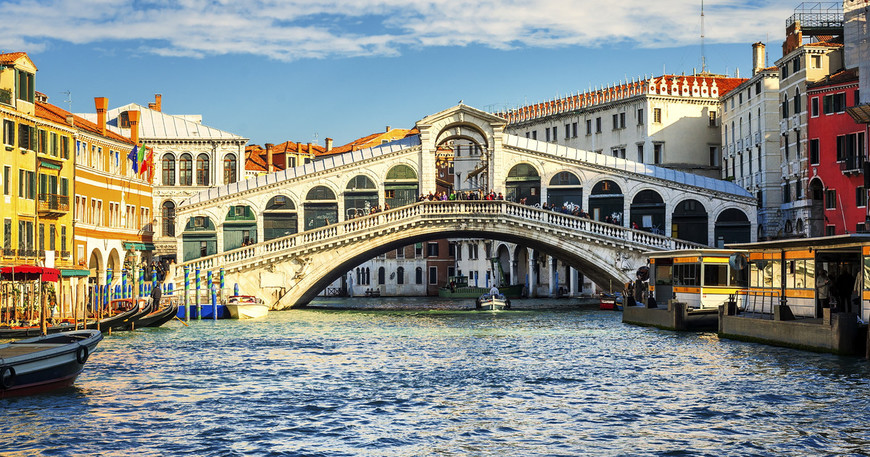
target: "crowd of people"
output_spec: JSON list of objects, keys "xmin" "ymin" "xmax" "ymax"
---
[{"xmin": 418, "ymin": 190, "xmax": 505, "ymax": 201}]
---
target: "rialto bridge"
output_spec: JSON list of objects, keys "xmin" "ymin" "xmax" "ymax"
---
[{"xmin": 174, "ymin": 104, "xmax": 756, "ymax": 308}]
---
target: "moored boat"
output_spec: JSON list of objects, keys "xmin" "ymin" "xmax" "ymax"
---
[
  {"xmin": 476, "ymin": 293, "xmax": 511, "ymax": 311},
  {"xmin": 136, "ymin": 299, "xmax": 180, "ymax": 328},
  {"xmin": 0, "ymin": 329, "xmax": 103, "ymax": 398},
  {"xmin": 224, "ymin": 295, "xmax": 269, "ymax": 319}
]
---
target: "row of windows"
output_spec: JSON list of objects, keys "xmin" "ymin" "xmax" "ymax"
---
[
  {"xmin": 822, "ymin": 187, "xmax": 867, "ymax": 211},
  {"xmin": 0, "ymin": 166, "xmax": 69, "ymax": 200},
  {"xmin": 355, "ymin": 266, "xmax": 441, "ymax": 286},
  {"xmin": 73, "ymin": 195, "xmax": 150, "ymax": 230},
  {"xmin": 524, "ymin": 108, "xmax": 661, "ymax": 142},
  {"xmin": 1, "ymin": 218, "xmax": 67, "ymax": 254},
  {"xmin": 161, "ymin": 153, "xmax": 237, "ymax": 186},
  {"xmin": 809, "ymin": 90, "xmax": 860, "ymax": 117},
  {"xmin": 3, "ymin": 119, "xmax": 70, "ymax": 158}
]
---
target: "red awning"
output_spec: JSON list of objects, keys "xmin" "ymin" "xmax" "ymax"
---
[{"xmin": 0, "ymin": 265, "xmax": 61, "ymax": 282}]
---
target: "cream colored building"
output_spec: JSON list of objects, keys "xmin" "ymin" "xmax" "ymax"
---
[
  {"xmin": 720, "ymin": 43, "xmax": 783, "ymax": 240},
  {"xmin": 500, "ymin": 74, "xmax": 746, "ymax": 182}
]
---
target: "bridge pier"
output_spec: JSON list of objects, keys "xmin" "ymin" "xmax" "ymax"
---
[
  {"xmin": 527, "ymin": 249, "xmax": 537, "ymax": 298},
  {"xmin": 570, "ymin": 268, "xmax": 578, "ymax": 297}
]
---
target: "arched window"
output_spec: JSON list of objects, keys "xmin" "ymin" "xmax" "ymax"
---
[
  {"xmin": 415, "ymin": 267, "xmax": 423, "ymax": 285},
  {"xmin": 196, "ymin": 153, "xmax": 210, "ymax": 186},
  {"xmin": 378, "ymin": 267, "xmax": 385, "ymax": 285},
  {"xmin": 397, "ymin": 267, "xmax": 404, "ymax": 285},
  {"xmin": 179, "ymin": 153, "xmax": 193, "ymax": 186},
  {"xmin": 162, "ymin": 154, "xmax": 176, "ymax": 186},
  {"xmin": 223, "ymin": 153, "xmax": 237, "ymax": 185},
  {"xmin": 161, "ymin": 201, "xmax": 175, "ymax": 237}
]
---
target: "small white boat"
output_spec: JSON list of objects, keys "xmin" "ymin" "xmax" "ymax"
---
[
  {"xmin": 0, "ymin": 330, "xmax": 103, "ymax": 398},
  {"xmin": 224, "ymin": 295, "xmax": 269, "ymax": 319},
  {"xmin": 476, "ymin": 293, "xmax": 511, "ymax": 311}
]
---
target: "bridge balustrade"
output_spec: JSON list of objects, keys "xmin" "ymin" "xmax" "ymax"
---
[{"xmin": 180, "ymin": 200, "xmax": 705, "ymax": 273}]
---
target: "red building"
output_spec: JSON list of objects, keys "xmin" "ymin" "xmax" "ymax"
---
[{"xmin": 807, "ymin": 69, "xmax": 869, "ymax": 235}]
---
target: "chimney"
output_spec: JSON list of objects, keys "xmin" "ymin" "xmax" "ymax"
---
[
  {"xmin": 307, "ymin": 143, "xmax": 312, "ymax": 156},
  {"xmin": 128, "ymin": 110, "xmax": 141, "ymax": 145},
  {"xmin": 65, "ymin": 114, "xmax": 75, "ymax": 127},
  {"xmin": 325, "ymin": 137, "xmax": 333, "ymax": 152},
  {"xmin": 94, "ymin": 97, "xmax": 108, "ymax": 136},
  {"xmin": 385, "ymin": 125, "xmax": 391, "ymax": 133},
  {"xmin": 752, "ymin": 42, "xmax": 766, "ymax": 75},
  {"xmin": 148, "ymin": 94, "xmax": 162, "ymax": 112},
  {"xmin": 265, "ymin": 143, "xmax": 274, "ymax": 172}
]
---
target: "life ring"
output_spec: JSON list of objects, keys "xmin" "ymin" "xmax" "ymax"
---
[
  {"xmin": 76, "ymin": 345, "xmax": 89, "ymax": 364},
  {"xmin": 0, "ymin": 366, "xmax": 16, "ymax": 389}
]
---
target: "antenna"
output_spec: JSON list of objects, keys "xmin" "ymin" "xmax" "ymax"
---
[
  {"xmin": 62, "ymin": 90, "xmax": 72, "ymax": 112},
  {"xmin": 700, "ymin": 0, "xmax": 707, "ymax": 73}
]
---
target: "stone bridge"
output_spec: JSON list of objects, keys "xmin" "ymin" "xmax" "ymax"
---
[
  {"xmin": 173, "ymin": 103, "xmax": 756, "ymax": 307},
  {"xmin": 179, "ymin": 200, "xmax": 705, "ymax": 308}
]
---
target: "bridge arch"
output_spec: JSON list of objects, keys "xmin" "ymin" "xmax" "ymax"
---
[
  {"xmin": 713, "ymin": 208, "xmax": 751, "ymax": 247},
  {"xmin": 589, "ymin": 179, "xmax": 624, "ymax": 224},
  {"xmin": 263, "ymin": 195, "xmax": 298, "ymax": 241},
  {"xmin": 181, "ymin": 215, "xmax": 217, "ymax": 261},
  {"xmin": 545, "ymin": 170, "xmax": 583, "ymax": 210},
  {"xmin": 304, "ymin": 184, "xmax": 339, "ymax": 230},
  {"xmin": 505, "ymin": 162, "xmax": 541, "ymax": 205},
  {"xmin": 628, "ymin": 189, "xmax": 665, "ymax": 233},
  {"xmin": 435, "ymin": 122, "xmax": 490, "ymax": 150},
  {"xmin": 384, "ymin": 163, "xmax": 419, "ymax": 208},
  {"xmin": 345, "ymin": 174, "xmax": 379, "ymax": 218},
  {"xmin": 672, "ymin": 199, "xmax": 708, "ymax": 245},
  {"xmin": 224, "ymin": 205, "xmax": 257, "ymax": 251}
]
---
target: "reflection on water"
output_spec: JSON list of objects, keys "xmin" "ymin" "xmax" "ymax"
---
[{"xmin": 2, "ymin": 297, "xmax": 869, "ymax": 456}]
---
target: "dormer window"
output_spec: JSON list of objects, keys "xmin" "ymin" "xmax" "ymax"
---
[
  {"xmin": 16, "ymin": 69, "xmax": 34, "ymax": 103},
  {"xmin": 119, "ymin": 111, "xmax": 130, "ymax": 128}
]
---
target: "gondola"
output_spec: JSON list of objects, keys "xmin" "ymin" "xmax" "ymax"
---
[
  {"xmin": 137, "ymin": 301, "xmax": 179, "ymax": 328},
  {"xmin": 0, "ymin": 322, "xmax": 78, "ymax": 339},
  {"xmin": 116, "ymin": 299, "xmax": 155, "ymax": 331},
  {"xmin": 84, "ymin": 305, "xmax": 140, "ymax": 332},
  {"xmin": 0, "ymin": 329, "xmax": 103, "ymax": 398}
]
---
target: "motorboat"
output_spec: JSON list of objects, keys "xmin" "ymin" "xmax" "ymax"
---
[
  {"xmin": 0, "ymin": 329, "xmax": 103, "ymax": 398},
  {"xmin": 476, "ymin": 293, "xmax": 511, "ymax": 311},
  {"xmin": 224, "ymin": 295, "xmax": 269, "ymax": 319}
]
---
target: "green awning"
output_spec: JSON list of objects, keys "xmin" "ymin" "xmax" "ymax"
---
[
  {"xmin": 39, "ymin": 161, "xmax": 62, "ymax": 170},
  {"xmin": 61, "ymin": 268, "xmax": 90, "ymax": 277},
  {"xmin": 123, "ymin": 242, "xmax": 155, "ymax": 251}
]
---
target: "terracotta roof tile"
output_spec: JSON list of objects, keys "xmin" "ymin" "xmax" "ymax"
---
[
  {"xmin": 319, "ymin": 128, "xmax": 419, "ymax": 157},
  {"xmin": 244, "ymin": 141, "xmax": 328, "ymax": 172},
  {"xmin": 36, "ymin": 101, "xmax": 134, "ymax": 144},
  {"xmin": 0, "ymin": 52, "xmax": 28, "ymax": 65}
]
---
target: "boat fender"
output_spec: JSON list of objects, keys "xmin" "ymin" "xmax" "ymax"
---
[
  {"xmin": 0, "ymin": 366, "xmax": 15, "ymax": 389},
  {"xmin": 76, "ymin": 345, "xmax": 89, "ymax": 364}
]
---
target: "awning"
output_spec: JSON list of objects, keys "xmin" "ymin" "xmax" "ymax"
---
[
  {"xmin": 0, "ymin": 265, "xmax": 61, "ymax": 282},
  {"xmin": 60, "ymin": 268, "xmax": 90, "ymax": 277},
  {"xmin": 123, "ymin": 242, "xmax": 155, "ymax": 251},
  {"xmin": 466, "ymin": 165, "xmax": 487, "ymax": 180},
  {"xmin": 39, "ymin": 160, "xmax": 62, "ymax": 170}
]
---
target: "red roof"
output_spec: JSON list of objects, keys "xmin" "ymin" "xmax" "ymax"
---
[
  {"xmin": 244, "ymin": 141, "xmax": 327, "ymax": 172},
  {"xmin": 319, "ymin": 128, "xmax": 419, "ymax": 157},
  {"xmin": 0, "ymin": 52, "xmax": 29, "ymax": 66},
  {"xmin": 36, "ymin": 101, "xmax": 134, "ymax": 145}
]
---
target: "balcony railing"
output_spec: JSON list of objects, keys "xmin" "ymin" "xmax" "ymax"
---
[
  {"xmin": 840, "ymin": 157, "xmax": 864, "ymax": 174},
  {"xmin": 19, "ymin": 249, "xmax": 37, "ymax": 258},
  {"xmin": 2, "ymin": 248, "xmax": 14, "ymax": 256},
  {"xmin": 37, "ymin": 193, "xmax": 70, "ymax": 214},
  {"xmin": 60, "ymin": 250, "xmax": 70, "ymax": 259}
]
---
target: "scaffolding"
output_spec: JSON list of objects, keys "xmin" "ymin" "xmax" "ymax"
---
[{"xmin": 786, "ymin": 2, "xmax": 844, "ymax": 36}]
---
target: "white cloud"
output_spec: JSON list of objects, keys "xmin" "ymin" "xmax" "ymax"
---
[{"xmin": 0, "ymin": 0, "xmax": 799, "ymax": 60}]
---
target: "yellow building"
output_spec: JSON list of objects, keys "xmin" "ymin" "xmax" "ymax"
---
[{"xmin": 1, "ymin": 52, "xmax": 79, "ymax": 317}]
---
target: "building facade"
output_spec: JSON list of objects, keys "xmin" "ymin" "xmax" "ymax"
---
[
  {"xmin": 1, "ymin": 52, "xmax": 81, "ymax": 317},
  {"xmin": 499, "ymin": 74, "xmax": 746, "ymax": 183},
  {"xmin": 807, "ymin": 70, "xmax": 866, "ymax": 235},
  {"xmin": 78, "ymin": 95, "xmax": 248, "ymax": 263},
  {"xmin": 720, "ymin": 43, "xmax": 783, "ymax": 240},
  {"xmin": 774, "ymin": 15, "xmax": 845, "ymax": 237}
]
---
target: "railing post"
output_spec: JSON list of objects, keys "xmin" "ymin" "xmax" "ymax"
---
[
  {"xmin": 195, "ymin": 268, "xmax": 201, "ymax": 320},
  {"xmin": 183, "ymin": 266, "xmax": 190, "ymax": 321}
]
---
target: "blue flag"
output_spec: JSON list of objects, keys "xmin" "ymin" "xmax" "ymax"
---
[{"xmin": 128, "ymin": 145, "xmax": 139, "ymax": 174}]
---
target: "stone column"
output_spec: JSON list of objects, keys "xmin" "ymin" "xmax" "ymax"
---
[
  {"xmin": 527, "ymin": 248, "xmax": 537, "ymax": 298},
  {"xmin": 549, "ymin": 256, "xmax": 557, "ymax": 297},
  {"xmin": 570, "ymin": 267, "xmax": 578, "ymax": 296}
]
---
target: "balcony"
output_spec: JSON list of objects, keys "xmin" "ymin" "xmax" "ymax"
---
[
  {"xmin": 755, "ymin": 131, "xmax": 762, "ymax": 145},
  {"xmin": 37, "ymin": 193, "xmax": 69, "ymax": 216},
  {"xmin": 839, "ymin": 157, "xmax": 864, "ymax": 175},
  {"xmin": 20, "ymin": 249, "xmax": 37, "ymax": 258},
  {"xmin": 2, "ymin": 248, "xmax": 14, "ymax": 257},
  {"xmin": 60, "ymin": 250, "xmax": 70, "ymax": 259}
]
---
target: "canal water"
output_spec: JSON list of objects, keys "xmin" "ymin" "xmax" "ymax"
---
[{"xmin": 2, "ymin": 298, "xmax": 870, "ymax": 456}]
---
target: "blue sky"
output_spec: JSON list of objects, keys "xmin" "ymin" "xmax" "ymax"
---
[{"xmin": 2, "ymin": 0, "xmax": 798, "ymax": 146}]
